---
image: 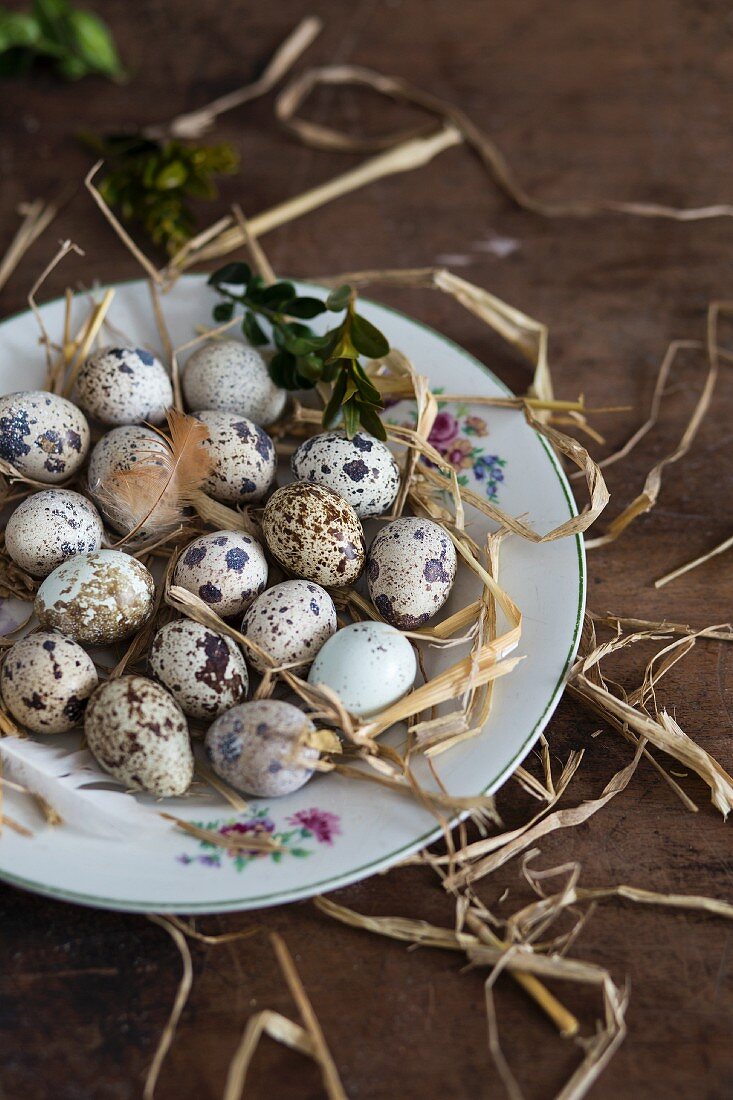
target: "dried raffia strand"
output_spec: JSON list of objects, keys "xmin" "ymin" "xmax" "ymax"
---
[
  {"xmin": 28, "ymin": 239, "xmax": 84, "ymax": 376},
  {"xmin": 163, "ymin": 914, "xmax": 258, "ymax": 946},
  {"xmin": 61, "ymin": 288, "xmax": 115, "ymax": 398},
  {"xmin": 85, "ymin": 162, "xmax": 162, "ymax": 285},
  {"xmin": 143, "ymin": 915, "xmax": 194, "ymax": 1100},
  {"xmin": 655, "ymin": 531, "xmax": 733, "ymax": 589},
  {"xmin": 222, "ymin": 1011, "xmax": 316, "ymax": 1099},
  {"xmin": 0, "ymin": 199, "xmax": 59, "ymax": 295}
]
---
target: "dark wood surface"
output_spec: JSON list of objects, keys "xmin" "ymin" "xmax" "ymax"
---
[{"xmin": 1, "ymin": 2, "xmax": 732, "ymax": 1097}]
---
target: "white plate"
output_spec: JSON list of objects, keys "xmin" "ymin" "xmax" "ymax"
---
[{"xmin": 0, "ymin": 275, "xmax": 584, "ymax": 912}]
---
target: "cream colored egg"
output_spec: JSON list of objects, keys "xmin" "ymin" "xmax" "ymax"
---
[
  {"xmin": 183, "ymin": 340, "xmax": 286, "ymax": 426},
  {"xmin": 5, "ymin": 489, "xmax": 103, "ymax": 578},
  {"xmin": 172, "ymin": 531, "xmax": 268, "ymax": 618},
  {"xmin": 149, "ymin": 619, "xmax": 248, "ymax": 719},
  {"xmin": 262, "ymin": 482, "xmax": 365, "ymax": 587},
  {"xmin": 1, "ymin": 631, "xmax": 98, "ymax": 734},
  {"xmin": 87, "ymin": 425, "xmax": 169, "ymax": 535},
  {"xmin": 76, "ymin": 346, "xmax": 173, "ymax": 425},
  {"xmin": 195, "ymin": 410, "xmax": 276, "ymax": 504},
  {"xmin": 0, "ymin": 391, "xmax": 89, "ymax": 483},
  {"xmin": 241, "ymin": 579, "xmax": 337, "ymax": 672},
  {"xmin": 205, "ymin": 699, "xmax": 317, "ymax": 797},
  {"xmin": 366, "ymin": 517, "xmax": 457, "ymax": 628}
]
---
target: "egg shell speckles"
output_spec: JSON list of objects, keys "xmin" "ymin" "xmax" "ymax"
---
[
  {"xmin": 173, "ymin": 531, "xmax": 268, "ymax": 618},
  {"xmin": 1, "ymin": 631, "xmax": 98, "ymax": 734},
  {"xmin": 291, "ymin": 430, "xmax": 400, "ymax": 518},
  {"xmin": 241, "ymin": 580, "xmax": 337, "ymax": 673},
  {"xmin": 194, "ymin": 410, "xmax": 276, "ymax": 504},
  {"xmin": 205, "ymin": 699, "xmax": 317, "ymax": 798},
  {"xmin": 183, "ymin": 340, "xmax": 287, "ymax": 426},
  {"xmin": 0, "ymin": 391, "xmax": 89, "ymax": 483},
  {"xmin": 367, "ymin": 517, "xmax": 457, "ymax": 628},
  {"xmin": 35, "ymin": 549, "xmax": 155, "ymax": 645},
  {"xmin": 149, "ymin": 619, "xmax": 248, "ymax": 719},
  {"xmin": 75, "ymin": 346, "xmax": 173, "ymax": 426},
  {"xmin": 85, "ymin": 675, "xmax": 193, "ymax": 797},
  {"xmin": 5, "ymin": 489, "xmax": 103, "ymax": 578},
  {"xmin": 87, "ymin": 425, "xmax": 170, "ymax": 535},
  {"xmin": 262, "ymin": 482, "xmax": 365, "ymax": 588},
  {"xmin": 308, "ymin": 621, "xmax": 416, "ymax": 717}
]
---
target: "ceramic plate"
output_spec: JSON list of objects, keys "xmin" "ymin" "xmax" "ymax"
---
[{"xmin": 0, "ymin": 275, "xmax": 584, "ymax": 912}]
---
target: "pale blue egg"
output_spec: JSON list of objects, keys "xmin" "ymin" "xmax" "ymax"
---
[{"xmin": 308, "ymin": 620, "xmax": 416, "ymax": 718}]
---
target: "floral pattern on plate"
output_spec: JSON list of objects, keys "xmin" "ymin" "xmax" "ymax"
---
[{"xmin": 177, "ymin": 806, "xmax": 341, "ymax": 872}]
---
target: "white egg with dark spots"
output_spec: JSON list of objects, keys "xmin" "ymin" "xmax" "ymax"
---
[
  {"xmin": 149, "ymin": 619, "xmax": 248, "ymax": 719},
  {"xmin": 195, "ymin": 410, "xmax": 276, "ymax": 504},
  {"xmin": 291, "ymin": 430, "xmax": 400, "ymax": 518},
  {"xmin": 262, "ymin": 482, "xmax": 365, "ymax": 587},
  {"xmin": 35, "ymin": 549, "xmax": 155, "ymax": 645},
  {"xmin": 75, "ymin": 345, "xmax": 173, "ymax": 425},
  {"xmin": 241, "ymin": 580, "xmax": 337, "ymax": 672},
  {"xmin": 308, "ymin": 621, "xmax": 416, "ymax": 717},
  {"xmin": 0, "ymin": 391, "xmax": 89, "ymax": 483},
  {"xmin": 205, "ymin": 699, "xmax": 317, "ymax": 797},
  {"xmin": 172, "ymin": 531, "xmax": 268, "ymax": 618},
  {"xmin": 85, "ymin": 675, "xmax": 193, "ymax": 797},
  {"xmin": 5, "ymin": 489, "xmax": 103, "ymax": 577},
  {"xmin": 1, "ymin": 631, "xmax": 98, "ymax": 734},
  {"xmin": 183, "ymin": 340, "xmax": 286, "ymax": 426},
  {"xmin": 87, "ymin": 424, "xmax": 170, "ymax": 535},
  {"xmin": 367, "ymin": 517, "xmax": 457, "ymax": 628}
]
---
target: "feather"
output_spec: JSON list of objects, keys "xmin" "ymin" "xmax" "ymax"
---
[
  {"xmin": 96, "ymin": 408, "xmax": 214, "ymax": 542},
  {"xmin": 0, "ymin": 736, "xmax": 170, "ymax": 838}
]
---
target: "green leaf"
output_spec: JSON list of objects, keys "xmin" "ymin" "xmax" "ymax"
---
[
  {"xmin": 66, "ymin": 8, "xmax": 125, "ymax": 79},
  {"xmin": 350, "ymin": 313, "xmax": 390, "ymax": 360},
  {"xmin": 155, "ymin": 160, "xmax": 187, "ymax": 190},
  {"xmin": 208, "ymin": 262, "xmax": 251, "ymax": 288},
  {"xmin": 212, "ymin": 301, "xmax": 234, "ymax": 322},
  {"xmin": 322, "ymin": 372, "xmax": 348, "ymax": 428},
  {"xmin": 286, "ymin": 297, "xmax": 327, "ymax": 319},
  {"xmin": 342, "ymin": 398, "xmax": 360, "ymax": 438},
  {"xmin": 295, "ymin": 354, "xmax": 323, "ymax": 383},
  {"xmin": 242, "ymin": 311, "xmax": 268, "ymax": 346},
  {"xmin": 326, "ymin": 284, "xmax": 351, "ymax": 312},
  {"xmin": 352, "ymin": 362, "xmax": 383, "ymax": 406},
  {"xmin": 358, "ymin": 405, "xmax": 388, "ymax": 441},
  {"xmin": 260, "ymin": 281, "xmax": 296, "ymax": 308},
  {"xmin": 0, "ymin": 12, "xmax": 42, "ymax": 51},
  {"xmin": 269, "ymin": 351, "xmax": 298, "ymax": 389}
]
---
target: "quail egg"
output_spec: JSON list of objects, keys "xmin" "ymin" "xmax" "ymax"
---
[
  {"xmin": 241, "ymin": 579, "xmax": 337, "ymax": 672},
  {"xmin": 5, "ymin": 489, "xmax": 104, "ymax": 578},
  {"xmin": 172, "ymin": 531, "xmax": 268, "ymax": 618},
  {"xmin": 75, "ymin": 346, "xmax": 173, "ymax": 425},
  {"xmin": 35, "ymin": 549, "xmax": 155, "ymax": 645},
  {"xmin": 367, "ymin": 517, "xmax": 457, "ymax": 628},
  {"xmin": 0, "ymin": 391, "xmax": 89, "ymax": 483},
  {"xmin": 183, "ymin": 340, "xmax": 286, "ymax": 426},
  {"xmin": 85, "ymin": 675, "xmax": 193, "ymax": 797},
  {"xmin": 149, "ymin": 618, "xmax": 248, "ymax": 719},
  {"xmin": 262, "ymin": 482, "xmax": 365, "ymax": 587},
  {"xmin": 1, "ymin": 631, "xmax": 98, "ymax": 733},
  {"xmin": 291, "ymin": 430, "xmax": 400, "ymax": 517},
  {"xmin": 87, "ymin": 424, "xmax": 170, "ymax": 535},
  {"xmin": 205, "ymin": 699, "xmax": 317, "ymax": 797},
  {"xmin": 308, "ymin": 621, "xmax": 416, "ymax": 717},
  {"xmin": 195, "ymin": 410, "xmax": 276, "ymax": 504}
]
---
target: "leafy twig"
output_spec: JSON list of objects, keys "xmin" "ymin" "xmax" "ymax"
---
[{"xmin": 0, "ymin": 0, "xmax": 124, "ymax": 81}]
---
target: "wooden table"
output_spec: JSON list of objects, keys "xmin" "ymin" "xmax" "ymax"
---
[{"xmin": 1, "ymin": 2, "xmax": 731, "ymax": 1096}]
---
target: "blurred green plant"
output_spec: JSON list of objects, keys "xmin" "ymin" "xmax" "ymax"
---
[
  {"xmin": 0, "ymin": 0, "xmax": 124, "ymax": 80},
  {"xmin": 80, "ymin": 133, "xmax": 239, "ymax": 255}
]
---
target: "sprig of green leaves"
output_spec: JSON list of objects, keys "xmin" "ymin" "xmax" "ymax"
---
[
  {"xmin": 209, "ymin": 264, "xmax": 390, "ymax": 440},
  {"xmin": 0, "ymin": 0, "xmax": 124, "ymax": 81},
  {"xmin": 81, "ymin": 134, "xmax": 239, "ymax": 255}
]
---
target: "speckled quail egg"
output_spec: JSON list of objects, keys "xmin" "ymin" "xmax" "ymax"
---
[
  {"xmin": 172, "ymin": 531, "xmax": 268, "ymax": 618},
  {"xmin": 87, "ymin": 424, "xmax": 170, "ymax": 535},
  {"xmin": 308, "ymin": 621, "xmax": 416, "ymax": 717},
  {"xmin": 367, "ymin": 517, "xmax": 457, "ymax": 628},
  {"xmin": 1, "ymin": 631, "xmax": 98, "ymax": 734},
  {"xmin": 5, "ymin": 489, "xmax": 104, "ymax": 578},
  {"xmin": 35, "ymin": 549, "xmax": 155, "ymax": 645},
  {"xmin": 195, "ymin": 410, "xmax": 276, "ymax": 504},
  {"xmin": 206, "ymin": 699, "xmax": 317, "ymax": 797},
  {"xmin": 149, "ymin": 619, "xmax": 248, "ymax": 719},
  {"xmin": 241, "ymin": 580, "xmax": 337, "ymax": 673},
  {"xmin": 183, "ymin": 340, "xmax": 286, "ymax": 426},
  {"xmin": 85, "ymin": 675, "xmax": 193, "ymax": 797},
  {"xmin": 262, "ymin": 482, "xmax": 365, "ymax": 587},
  {"xmin": 75, "ymin": 345, "xmax": 173, "ymax": 425},
  {"xmin": 0, "ymin": 391, "xmax": 89, "ymax": 483},
  {"xmin": 291, "ymin": 430, "xmax": 400, "ymax": 518}
]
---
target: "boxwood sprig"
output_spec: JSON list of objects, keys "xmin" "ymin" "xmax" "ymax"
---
[{"xmin": 208, "ymin": 263, "xmax": 390, "ymax": 440}]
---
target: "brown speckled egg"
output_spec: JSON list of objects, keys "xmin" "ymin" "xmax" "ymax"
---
[
  {"xmin": 291, "ymin": 430, "xmax": 400, "ymax": 517},
  {"xmin": 205, "ymin": 699, "xmax": 317, "ymax": 797},
  {"xmin": 0, "ymin": 391, "xmax": 89, "ymax": 483},
  {"xmin": 367, "ymin": 517, "xmax": 457, "ymax": 628},
  {"xmin": 241, "ymin": 580, "xmax": 337, "ymax": 672},
  {"xmin": 183, "ymin": 340, "xmax": 286, "ymax": 426},
  {"xmin": 195, "ymin": 410, "xmax": 276, "ymax": 504},
  {"xmin": 262, "ymin": 482, "xmax": 365, "ymax": 587},
  {"xmin": 75, "ymin": 346, "xmax": 173, "ymax": 425},
  {"xmin": 149, "ymin": 619, "xmax": 248, "ymax": 719},
  {"xmin": 85, "ymin": 675, "xmax": 193, "ymax": 797},
  {"xmin": 87, "ymin": 425, "xmax": 170, "ymax": 536},
  {"xmin": 172, "ymin": 531, "xmax": 268, "ymax": 618},
  {"xmin": 6, "ymin": 489, "xmax": 103, "ymax": 578},
  {"xmin": 1, "ymin": 631, "xmax": 98, "ymax": 734},
  {"xmin": 35, "ymin": 549, "xmax": 155, "ymax": 645}
]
